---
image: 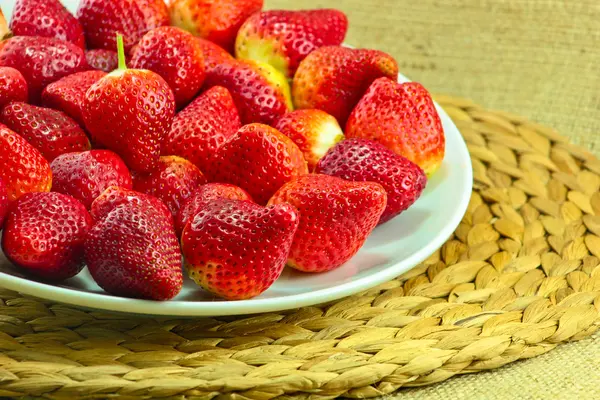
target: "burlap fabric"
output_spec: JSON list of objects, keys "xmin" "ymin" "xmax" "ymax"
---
[{"xmin": 0, "ymin": 0, "xmax": 599, "ymax": 399}]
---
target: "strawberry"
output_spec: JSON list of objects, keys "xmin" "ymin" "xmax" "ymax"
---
[
  {"xmin": 169, "ymin": 0, "xmax": 263, "ymax": 53},
  {"xmin": 0, "ymin": 124, "xmax": 52, "ymax": 202},
  {"xmin": 10, "ymin": 0, "xmax": 85, "ymax": 48},
  {"xmin": 90, "ymin": 186, "xmax": 173, "ymax": 226},
  {"xmin": 0, "ymin": 36, "xmax": 88, "ymax": 104},
  {"xmin": 41, "ymin": 70, "xmax": 107, "ymax": 128},
  {"xmin": 0, "ymin": 178, "xmax": 8, "ymax": 229},
  {"xmin": 274, "ymin": 109, "xmax": 345, "ymax": 171},
  {"xmin": 84, "ymin": 201, "xmax": 183, "ymax": 300},
  {"xmin": 316, "ymin": 138, "xmax": 427, "ymax": 224},
  {"xmin": 1, "ymin": 192, "xmax": 92, "ymax": 281},
  {"xmin": 208, "ymin": 123, "xmax": 308, "ymax": 204},
  {"xmin": 196, "ymin": 38, "xmax": 234, "ymax": 74},
  {"xmin": 131, "ymin": 26, "xmax": 205, "ymax": 108},
  {"xmin": 162, "ymin": 86, "xmax": 241, "ymax": 174},
  {"xmin": 204, "ymin": 59, "xmax": 292, "ymax": 125},
  {"xmin": 86, "ymin": 49, "xmax": 118, "ymax": 72},
  {"xmin": 175, "ymin": 183, "xmax": 252, "ymax": 237},
  {"xmin": 346, "ymin": 78, "xmax": 445, "ymax": 175},
  {"xmin": 268, "ymin": 174, "xmax": 387, "ymax": 273},
  {"xmin": 292, "ymin": 46, "xmax": 399, "ymax": 126},
  {"xmin": 1, "ymin": 102, "xmax": 91, "ymax": 162},
  {"xmin": 50, "ymin": 150, "xmax": 133, "ymax": 209},
  {"xmin": 77, "ymin": 0, "xmax": 170, "ymax": 53},
  {"xmin": 181, "ymin": 199, "xmax": 298, "ymax": 300},
  {"xmin": 235, "ymin": 9, "xmax": 348, "ymax": 79},
  {"xmin": 0, "ymin": 67, "xmax": 28, "ymax": 109},
  {"xmin": 132, "ymin": 155, "xmax": 207, "ymax": 216},
  {"xmin": 83, "ymin": 35, "xmax": 176, "ymax": 172}
]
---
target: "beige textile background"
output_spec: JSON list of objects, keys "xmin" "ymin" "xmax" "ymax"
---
[{"xmin": 264, "ymin": 0, "xmax": 600, "ymax": 398}]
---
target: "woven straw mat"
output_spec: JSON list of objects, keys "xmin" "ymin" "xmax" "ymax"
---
[{"xmin": 0, "ymin": 96, "xmax": 598, "ymax": 399}]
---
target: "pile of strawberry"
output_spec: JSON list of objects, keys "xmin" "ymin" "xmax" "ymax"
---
[{"xmin": 0, "ymin": 0, "xmax": 445, "ymax": 301}]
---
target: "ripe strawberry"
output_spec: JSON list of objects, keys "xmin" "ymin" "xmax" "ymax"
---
[
  {"xmin": 1, "ymin": 102, "xmax": 91, "ymax": 162},
  {"xmin": 346, "ymin": 78, "xmax": 446, "ymax": 175},
  {"xmin": 316, "ymin": 138, "xmax": 427, "ymax": 224},
  {"xmin": 163, "ymin": 86, "xmax": 241, "ymax": 174},
  {"xmin": 181, "ymin": 199, "xmax": 298, "ymax": 300},
  {"xmin": 86, "ymin": 49, "xmax": 118, "ymax": 72},
  {"xmin": 196, "ymin": 38, "xmax": 234, "ymax": 74},
  {"xmin": 209, "ymin": 123, "xmax": 308, "ymax": 204},
  {"xmin": 0, "ymin": 67, "xmax": 28, "ymax": 109},
  {"xmin": 274, "ymin": 109, "xmax": 345, "ymax": 171},
  {"xmin": 292, "ymin": 46, "xmax": 399, "ymax": 126},
  {"xmin": 41, "ymin": 70, "xmax": 107, "ymax": 128},
  {"xmin": 85, "ymin": 202, "xmax": 183, "ymax": 300},
  {"xmin": 83, "ymin": 35, "xmax": 176, "ymax": 172},
  {"xmin": 236, "ymin": 9, "xmax": 348, "ymax": 79},
  {"xmin": 175, "ymin": 183, "xmax": 252, "ymax": 237},
  {"xmin": 0, "ymin": 178, "xmax": 8, "ymax": 229},
  {"xmin": 77, "ymin": 0, "xmax": 169, "ymax": 53},
  {"xmin": 132, "ymin": 156, "xmax": 207, "ymax": 216},
  {"xmin": 268, "ymin": 174, "xmax": 387, "ymax": 273},
  {"xmin": 0, "ymin": 124, "xmax": 52, "ymax": 202},
  {"xmin": 50, "ymin": 150, "xmax": 133, "ymax": 209},
  {"xmin": 169, "ymin": 0, "xmax": 263, "ymax": 53},
  {"xmin": 1, "ymin": 192, "xmax": 92, "ymax": 281},
  {"xmin": 0, "ymin": 36, "xmax": 88, "ymax": 104},
  {"xmin": 131, "ymin": 26, "xmax": 205, "ymax": 108},
  {"xmin": 90, "ymin": 186, "xmax": 173, "ymax": 226},
  {"xmin": 10, "ymin": 0, "xmax": 85, "ymax": 48},
  {"xmin": 204, "ymin": 59, "xmax": 292, "ymax": 125}
]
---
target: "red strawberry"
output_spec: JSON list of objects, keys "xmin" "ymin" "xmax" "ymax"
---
[
  {"xmin": 84, "ymin": 202, "xmax": 183, "ymax": 300},
  {"xmin": 316, "ymin": 138, "xmax": 427, "ymax": 224},
  {"xmin": 0, "ymin": 178, "xmax": 8, "ymax": 229},
  {"xmin": 236, "ymin": 9, "xmax": 348, "ymax": 79},
  {"xmin": 274, "ymin": 109, "xmax": 345, "ymax": 171},
  {"xmin": 162, "ymin": 86, "xmax": 241, "ymax": 174},
  {"xmin": 131, "ymin": 26, "xmax": 205, "ymax": 108},
  {"xmin": 86, "ymin": 49, "xmax": 118, "ymax": 72},
  {"xmin": 83, "ymin": 35, "xmax": 176, "ymax": 172},
  {"xmin": 0, "ymin": 124, "xmax": 52, "ymax": 202},
  {"xmin": 204, "ymin": 59, "xmax": 292, "ymax": 125},
  {"xmin": 90, "ymin": 186, "xmax": 173, "ymax": 226},
  {"xmin": 268, "ymin": 174, "xmax": 387, "ymax": 273},
  {"xmin": 169, "ymin": 0, "xmax": 263, "ymax": 53},
  {"xmin": 181, "ymin": 199, "xmax": 298, "ymax": 300},
  {"xmin": 77, "ymin": 0, "xmax": 169, "ymax": 53},
  {"xmin": 10, "ymin": 0, "xmax": 85, "ymax": 48},
  {"xmin": 175, "ymin": 183, "xmax": 252, "ymax": 237},
  {"xmin": 209, "ymin": 123, "xmax": 308, "ymax": 204},
  {"xmin": 50, "ymin": 150, "xmax": 133, "ymax": 209},
  {"xmin": 1, "ymin": 102, "xmax": 91, "ymax": 162},
  {"xmin": 0, "ymin": 67, "xmax": 28, "ymax": 109},
  {"xmin": 292, "ymin": 46, "xmax": 399, "ymax": 126},
  {"xmin": 41, "ymin": 70, "xmax": 107, "ymax": 128},
  {"xmin": 0, "ymin": 36, "xmax": 88, "ymax": 104},
  {"xmin": 196, "ymin": 38, "xmax": 234, "ymax": 74},
  {"xmin": 132, "ymin": 155, "xmax": 207, "ymax": 216},
  {"xmin": 1, "ymin": 192, "xmax": 92, "ymax": 281},
  {"xmin": 346, "ymin": 78, "xmax": 446, "ymax": 175}
]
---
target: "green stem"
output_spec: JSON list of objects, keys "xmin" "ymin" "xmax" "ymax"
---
[{"xmin": 116, "ymin": 33, "xmax": 126, "ymax": 70}]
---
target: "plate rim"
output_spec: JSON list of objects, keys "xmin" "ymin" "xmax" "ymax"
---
[{"xmin": 0, "ymin": 72, "xmax": 473, "ymax": 317}]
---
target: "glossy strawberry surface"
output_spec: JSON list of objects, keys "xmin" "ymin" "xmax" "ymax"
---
[
  {"xmin": 86, "ymin": 49, "xmax": 118, "ymax": 72},
  {"xmin": 0, "ymin": 67, "xmax": 28, "ymax": 109}
]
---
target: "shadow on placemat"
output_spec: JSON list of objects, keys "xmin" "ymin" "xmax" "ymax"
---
[{"xmin": 0, "ymin": 95, "xmax": 599, "ymax": 399}]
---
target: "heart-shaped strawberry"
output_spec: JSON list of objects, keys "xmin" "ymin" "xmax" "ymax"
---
[
  {"xmin": 181, "ymin": 199, "xmax": 299, "ymax": 300},
  {"xmin": 268, "ymin": 174, "xmax": 387, "ymax": 273}
]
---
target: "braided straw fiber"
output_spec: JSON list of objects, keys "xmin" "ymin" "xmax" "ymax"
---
[{"xmin": 0, "ymin": 96, "xmax": 599, "ymax": 399}]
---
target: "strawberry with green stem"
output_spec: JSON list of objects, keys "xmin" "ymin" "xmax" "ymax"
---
[{"xmin": 83, "ymin": 34, "xmax": 175, "ymax": 173}]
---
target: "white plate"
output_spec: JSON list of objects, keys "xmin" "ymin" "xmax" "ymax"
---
[{"xmin": 0, "ymin": 1, "xmax": 473, "ymax": 317}]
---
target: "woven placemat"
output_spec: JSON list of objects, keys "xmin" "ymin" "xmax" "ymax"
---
[{"xmin": 0, "ymin": 95, "xmax": 599, "ymax": 399}]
